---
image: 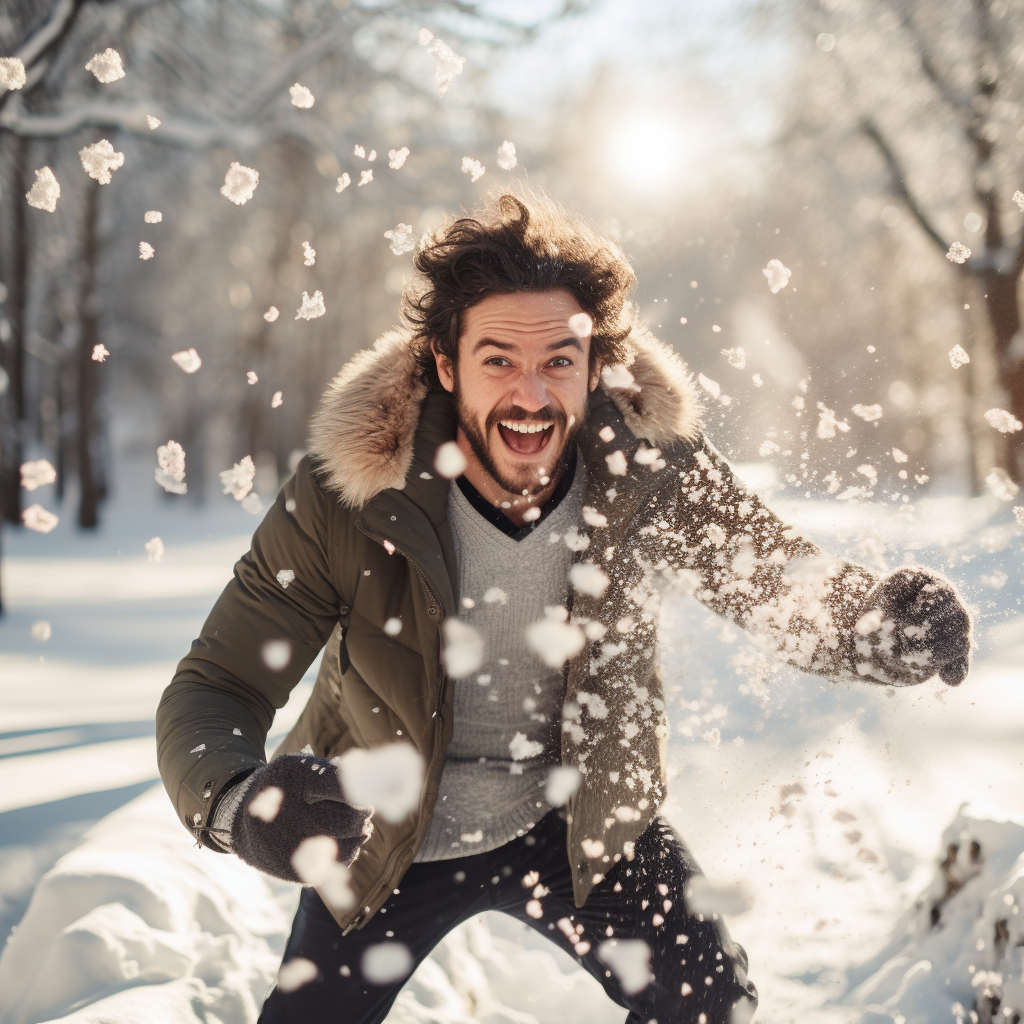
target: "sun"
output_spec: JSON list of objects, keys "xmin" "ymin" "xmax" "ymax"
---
[{"xmin": 603, "ymin": 113, "xmax": 697, "ymax": 192}]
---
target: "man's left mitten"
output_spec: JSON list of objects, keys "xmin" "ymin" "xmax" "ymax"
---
[
  {"xmin": 854, "ymin": 567, "xmax": 973, "ymax": 686},
  {"xmin": 228, "ymin": 754, "xmax": 373, "ymax": 882}
]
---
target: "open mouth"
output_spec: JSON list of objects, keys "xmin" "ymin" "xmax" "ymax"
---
[{"xmin": 496, "ymin": 419, "xmax": 554, "ymax": 456}]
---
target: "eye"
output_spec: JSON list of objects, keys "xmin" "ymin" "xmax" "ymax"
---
[
  {"xmin": 484, "ymin": 356, "xmax": 511, "ymax": 367},
  {"xmin": 549, "ymin": 356, "xmax": 573, "ymax": 368}
]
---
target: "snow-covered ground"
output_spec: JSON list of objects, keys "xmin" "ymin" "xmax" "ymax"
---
[{"xmin": 0, "ymin": 480, "xmax": 1021, "ymax": 1023}]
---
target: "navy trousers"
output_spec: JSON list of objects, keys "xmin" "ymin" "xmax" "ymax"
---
[{"xmin": 258, "ymin": 810, "xmax": 757, "ymax": 1024}]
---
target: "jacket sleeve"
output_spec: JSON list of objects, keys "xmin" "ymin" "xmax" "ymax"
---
[
  {"xmin": 156, "ymin": 457, "xmax": 347, "ymax": 849},
  {"xmin": 647, "ymin": 437, "xmax": 903, "ymax": 683}
]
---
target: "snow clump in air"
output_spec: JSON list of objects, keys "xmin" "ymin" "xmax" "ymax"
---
[
  {"xmin": 336, "ymin": 172, "xmax": 351, "ymax": 192},
  {"xmin": 568, "ymin": 312, "xmax": 593, "ymax": 338},
  {"xmin": 139, "ymin": 241, "xmax": 155, "ymax": 260},
  {"xmin": 384, "ymin": 617, "xmax": 402, "ymax": 636},
  {"xmin": 596, "ymin": 940, "xmax": 653, "ymax": 995},
  {"xmin": 31, "ymin": 620, "xmax": 52, "ymax": 641},
  {"xmin": 22, "ymin": 504, "xmax": 58, "ymax": 533},
  {"xmin": 289, "ymin": 83, "xmax": 314, "ymax": 108},
  {"xmin": 1014, "ymin": 190, "xmax": 1024, "ymax": 212},
  {"xmin": 1014, "ymin": 506, "xmax": 1024, "ymax": 527},
  {"xmin": 602, "ymin": 364, "xmax": 639, "ymax": 391},
  {"xmin": 302, "ymin": 241, "xmax": 315, "ymax": 266},
  {"xmin": 79, "ymin": 139, "xmax": 124, "ymax": 184},
  {"xmin": 20, "ymin": 459, "xmax": 56, "ymax": 491},
  {"xmin": 220, "ymin": 455, "xmax": 255, "ymax": 500},
  {"xmin": 721, "ymin": 346, "xmax": 746, "ymax": 369},
  {"xmin": 949, "ymin": 344, "xmax": 970, "ymax": 368},
  {"xmin": 85, "ymin": 49, "xmax": 125, "ymax": 83},
  {"xmin": 526, "ymin": 607, "xmax": 585, "ymax": 668},
  {"xmin": 388, "ymin": 147, "xmax": 410, "ymax": 169},
  {"xmin": 145, "ymin": 536, "xmax": 164, "ymax": 562},
  {"xmin": 263, "ymin": 306, "xmax": 279, "ymax": 323},
  {"xmin": 248, "ymin": 785, "xmax": 283, "ymax": 822},
  {"xmin": 295, "ymin": 290, "xmax": 325, "ymax": 320},
  {"xmin": 946, "ymin": 241, "xmax": 971, "ymax": 264},
  {"xmin": 361, "ymin": 943, "xmax": 413, "ymax": 984},
  {"xmin": 384, "ymin": 223, "xmax": 415, "ymax": 255},
  {"xmin": 817, "ymin": 402, "xmax": 850, "ymax": 439},
  {"xmin": 686, "ymin": 876, "xmax": 753, "ymax": 917},
  {"xmin": 569, "ymin": 562, "xmax": 610, "ymax": 598},
  {"xmin": 984, "ymin": 408, "xmax": 1023, "ymax": 433},
  {"xmin": 220, "ymin": 162, "xmax": 259, "ymax": 204},
  {"xmin": 271, "ymin": 390, "xmax": 283, "ymax": 408},
  {"xmin": 247, "ymin": 371, "xmax": 258, "ymax": 384},
  {"xmin": 986, "ymin": 467, "xmax": 1019, "ymax": 501},
  {"xmin": 276, "ymin": 569, "xmax": 295, "ymax": 589},
  {"xmin": 155, "ymin": 441, "xmax": 186, "ymax": 494},
  {"xmin": 242, "ymin": 493, "xmax": 263, "ymax": 514},
  {"xmin": 291, "ymin": 837, "xmax": 354, "ymax": 911},
  {"xmin": 92, "ymin": 343, "xmax": 109, "ymax": 361},
  {"xmin": 25, "ymin": 167, "xmax": 60, "ymax": 211},
  {"xmin": 358, "ymin": 169, "xmax": 373, "ymax": 186},
  {"xmin": 337, "ymin": 742, "xmax": 424, "ymax": 823},
  {"xmin": 418, "ymin": 29, "xmax": 465, "ymax": 96},
  {"xmin": 171, "ymin": 348, "xmax": 201, "ymax": 373},
  {"xmin": 851, "ymin": 403, "xmax": 883, "ymax": 422},
  {"xmin": 441, "ymin": 618, "xmax": 484, "ymax": 677},
  {"xmin": 509, "ymin": 732, "xmax": 544, "ymax": 760},
  {"xmin": 461, "ymin": 157, "xmax": 485, "ymax": 182},
  {"xmin": 146, "ymin": 114, "xmax": 160, "ymax": 129},
  {"xmin": 605, "ymin": 450, "xmax": 628, "ymax": 476},
  {"xmin": 496, "ymin": 140, "xmax": 517, "ymax": 170},
  {"xmin": 144, "ymin": 210, "xmax": 162, "ymax": 223},
  {"xmin": 698, "ymin": 373, "xmax": 721, "ymax": 399},
  {"xmin": 545, "ymin": 765, "xmax": 582, "ymax": 805},
  {"xmin": 434, "ymin": 440, "xmax": 468, "ymax": 479},
  {"xmin": 892, "ymin": 448, "xmax": 908, "ymax": 462},
  {"xmin": 762, "ymin": 258, "xmax": 792, "ymax": 293},
  {"xmin": 0, "ymin": 57, "xmax": 27, "ymax": 91},
  {"xmin": 262, "ymin": 639, "xmax": 292, "ymax": 671}
]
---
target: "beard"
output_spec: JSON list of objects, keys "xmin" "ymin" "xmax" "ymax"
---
[{"xmin": 453, "ymin": 375, "xmax": 586, "ymax": 497}]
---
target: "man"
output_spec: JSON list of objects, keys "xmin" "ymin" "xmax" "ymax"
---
[{"xmin": 156, "ymin": 193, "xmax": 972, "ymax": 1023}]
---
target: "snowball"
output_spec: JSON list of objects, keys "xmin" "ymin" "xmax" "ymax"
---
[
  {"xmin": 568, "ymin": 312, "xmax": 593, "ymax": 338},
  {"xmin": 569, "ymin": 562, "xmax": 610, "ymax": 598},
  {"xmin": 420, "ymin": 34, "xmax": 465, "ymax": 96},
  {"xmin": 496, "ymin": 140, "xmax": 517, "ymax": 170},
  {"xmin": 986, "ymin": 467, "xmax": 1019, "ymax": 501},
  {"xmin": 461, "ymin": 157, "xmax": 485, "ymax": 182},
  {"xmin": 220, "ymin": 162, "xmax": 259, "ymax": 205},
  {"xmin": 295, "ymin": 290, "xmax": 325, "ymax": 320},
  {"xmin": 721, "ymin": 346, "xmax": 746, "ymax": 369},
  {"xmin": 31, "ymin": 620, "xmax": 51, "ymax": 641},
  {"xmin": 816, "ymin": 403, "xmax": 850, "ymax": 439},
  {"xmin": 0, "ymin": 57, "xmax": 26, "ymax": 91},
  {"xmin": 171, "ymin": 348, "xmax": 201, "ymax": 373},
  {"xmin": 220, "ymin": 455, "xmax": 255, "ymax": 500},
  {"xmin": 271, "ymin": 390, "xmax": 283, "ymax": 408},
  {"xmin": 441, "ymin": 618, "xmax": 484, "ymax": 677},
  {"xmin": 248, "ymin": 786, "xmax": 284, "ymax": 822},
  {"xmin": 291, "ymin": 836, "xmax": 354, "ymax": 910},
  {"xmin": 85, "ymin": 48, "xmax": 125, "ymax": 83},
  {"xmin": 362, "ymin": 942, "xmax": 413, "ymax": 984},
  {"xmin": 302, "ymin": 240, "xmax": 316, "ymax": 266},
  {"xmin": 79, "ymin": 139, "xmax": 124, "ymax": 184},
  {"xmin": 20, "ymin": 459, "xmax": 56, "ymax": 491},
  {"xmin": 263, "ymin": 306, "xmax": 279, "ymax": 322},
  {"xmin": 1014, "ymin": 190, "xmax": 1024, "ymax": 212},
  {"xmin": 949, "ymin": 344, "xmax": 971, "ymax": 368},
  {"xmin": 384, "ymin": 222, "xmax": 415, "ymax": 255},
  {"xmin": 337, "ymin": 742, "xmax": 424, "ymax": 823},
  {"xmin": 145, "ymin": 536, "xmax": 164, "ymax": 562},
  {"xmin": 434, "ymin": 440, "xmax": 467, "ymax": 478},
  {"xmin": 289, "ymin": 83, "xmax": 314, "ymax": 108},
  {"xmin": 605, "ymin": 450, "xmax": 628, "ymax": 476},
  {"xmin": 336, "ymin": 172, "xmax": 351, "ymax": 192},
  {"xmin": 984, "ymin": 408, "xmax": 1023, "ymax": 433},
  {"xmin": 509, "ymin": 732, "xmax": 544, "ymax": 761},
  {"xmin": 388, "ymin": 147, "xmax": 410, "ymax": 169},
  {"xmin": 545, "ymin": 765, "xmax": 582, "ymax": 806},
  {"xmin": 525, "ymin": 616, "xmax": 585, "ymax": 668},
  {"xmin": 155, "ymin": 441, "xmax": 186, "ymax": 494},
  {"xmin": 262, "ymin": 639, "xmax": 292, "ymax": 671},
  {"xmin": 146, "ymin": 114, "xmax": 161, "ymax": 129},
  {"xmin": 596, "ymin": 940, "xmax": 653, "ymax": 995},
  {"xmin": 384, "ymin": 617, "xmax": 403, "ymax": 636},
  {"xmin": 946, "ymin": 241, "xmax": 971, "ymax": 264},
  {"xmin": 358, "ymin": 169, "xmax": 373, "ymax": 186},
  {"xmin": 892, "ymin": 448, "xmax": 908, "ymax": 462},
  {"xmin": 276, "ymin": 569, "xmax": 296, "ymax": 589},
  {"xmin": 685, "ymin": 877, "xmax": 753, "ymax": 917},
  {"xmin": 138, "ymin": 241, "xmax": 155, "ymax": 260},
  {"xmin": 763, "ymin": 259, "xmax": 791, "ymax": 293},
  {"xmin": 22, "ymin": 503, "xmax": 58, "ymax": 533},
  {"xmin": 601, "ymin": 364, "xmax": 639, "ymax": 391},
  {"xmin": 26, "ymin": 167, "xmax": 60, "ymax": 211},
  {"xmin": 851, "ymin": 403, "xmax": 883, "ymax": 422},
  {"xmin": 698, "ymin": 373, "xmax": 721, "ymax": 399}
]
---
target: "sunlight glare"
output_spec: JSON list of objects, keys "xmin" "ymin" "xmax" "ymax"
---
[{"xmin": 604, "ymin": 114, "xmax": 693, "ymax": 191}]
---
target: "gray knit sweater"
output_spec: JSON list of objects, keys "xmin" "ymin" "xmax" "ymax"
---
[{"xmin": 414, "ymin": 456, "xmax": 587, "ymax": 862}]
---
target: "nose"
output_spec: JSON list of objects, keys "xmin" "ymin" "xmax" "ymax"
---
[{"xmin": 511, "ymin": 370, "xmax": 548, "ymax": 412}]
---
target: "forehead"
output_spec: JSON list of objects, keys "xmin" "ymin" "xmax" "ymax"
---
[{"xmin": 460, "ymin": 290, "xmax": 587, "ymax": 350}]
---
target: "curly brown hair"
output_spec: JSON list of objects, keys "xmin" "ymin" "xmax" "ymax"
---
[{"xmin": 403, "ymin": 192, "xmax": 637, "ymax": 386}]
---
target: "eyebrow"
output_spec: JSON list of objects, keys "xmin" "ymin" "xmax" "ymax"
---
[{"xmin": 472, "ymin": 336, "xmax": 584, "ymax": 355}]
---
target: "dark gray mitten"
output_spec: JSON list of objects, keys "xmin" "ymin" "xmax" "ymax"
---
[
  {"xmin": 229, "ymin": 754, "xmax": 372, "ymax": 881},
  {"xmin": 855, "ymin": 568, "xmax": 972, "ymax": 686}
]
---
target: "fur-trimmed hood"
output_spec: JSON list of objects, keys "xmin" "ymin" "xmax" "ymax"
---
[{"xmin": 309, "ymin": 325, "xmax": 703, "ymax": 509}]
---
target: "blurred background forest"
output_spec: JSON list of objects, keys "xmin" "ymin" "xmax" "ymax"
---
[{"xmin": 2, "ymin": 0, "xmax": 1024, "ymax": 607}]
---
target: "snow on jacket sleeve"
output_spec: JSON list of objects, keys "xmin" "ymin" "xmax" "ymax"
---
[{"xmin": 156, "ymin": 456, "xmax": 346, "ymax": 849}]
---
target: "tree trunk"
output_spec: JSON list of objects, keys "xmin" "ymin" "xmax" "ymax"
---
[
  {"xmin": 979, "ymin": 269, "xmax": 1024, "ymax": 480},
  {"xmin": 77, "ymin": 176, "xmax": 101, "ymax": 529}
]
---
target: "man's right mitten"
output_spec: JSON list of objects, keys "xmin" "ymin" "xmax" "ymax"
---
[{"xmin": 224, "ymin": 754, "xmax": 373, "ymax": 882}]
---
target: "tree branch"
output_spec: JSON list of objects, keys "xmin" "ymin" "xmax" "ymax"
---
[{"xmin": 16, "ymin": 0, "xmax": 78, "ymax": 66}]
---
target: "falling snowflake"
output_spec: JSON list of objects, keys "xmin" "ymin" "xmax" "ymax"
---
[
  {"xmin": 91, "ymin": 343, "xmax": 109, "ymax": 362},
  {"xmin": 703, "ymin": 727, "xmax": 722, "ymax": 749},
  {"xmin": 0, "ymin": 57, "xmax": 27, "ymax": 91},
  {"xmin": 146, "ymin": 114, "xmax": 161, "ymax": 129},
  {"xmin": 441, "ymin": 618, "xmax": 484, "ymax": 677},
  {"xmin": 220, "ymin": 455, "xmax": 255, "ymax": 500},
  {"xmin": 388, "ymin": 147, "xmax": 410, "ymax": 169},
  {"xmin": 271, "ymin": 390, "xmax": 283, "ymax": 408},
  {"xmin": 171, "ymin": 348, "xmax": 201, "ymax": 373},
  {"xmin": 851, "ymin": 403, "xmax": 883, "ymax": 422},
  {"xmin": 31, "ymin": 620, "xmax": 52, "ymax": 641},
  {"xmin": 949, "ymin": 345, "xmax": 971, "ymax": 368},
  {"xmin": 263, "ymin": 307, "xmax": 279, "ymax": 323},
  {"xmin": 139, "ymin": 241, "xmax": 155, "ymax": 260},
  {"xmin": 461, "ymin": 157, "xmax": 485, "ymax": 182},
  {"xmin": 569, "ymin": 563, "xmax": 610, "ymax": 598},
  {"xmin": 752, "ymin": 373, "xmax": 763, "ymax": 386},
  {"xmin": 759, "ymin": 440, "xmax": 780, "ymax": 457},
  {"xmin": 525, "ymin": 610, "xmax": 585, "ymax": 668},
  {"xmin": 984, "ymin": 408, "xmax": 1023, "ymax": 433},
  {"xmin": 496, "ymin": 140, "xmax": 517, "ymax": 170},
  {"xmin": 20, "ymin": 459, "xmax": 56, "ymax": 491},
  {"xmin": 509, "ymin": 732, "xmax": 544, "ymax": 761},
  {"xmin": 85, "ymin": 48, "xmax": 125, "ymax": 83},
  {"xmin": 143, "ymin": 210, "xmax": 163, "ymax": 225},
  {"xmin": 986, "ymin": 467, "xmax": 1019, "ymax": 501},
  {"xmin": 290, "ymin": 837, "xmax": 354, "ymax": 912},
  {"xmin": 220, "ymin": 162, "xmax": 259, "ymax": 205},
  {"xmin": 857, "ymin": 464, "xmax": 878, "ymax": 487},
  {"xmin": 568, "ymin": 312, "xmax": 593, "ymax": 338},
  {"xmin": 1014, "ymin": 506, "xmax": 1024, "ymax": 527},
  {"xmin": 79, "ymin": 139, "xmax": 124, "ymax": 184},
  {"xmin": 721, "ymin": 347, "xmax": 746, "ymax": 369},
  {"xmin": 247, "ymin": 371, "xmax": 258, "ymax": 384},
  {"xmin": 545, "ymin": 765, "xmax": 582, "ymax": 805},
  {"xmin": 302, "ymin": 241, "xmax": 316, "ymax": 266},
  {"xmin": 816, "ymin": 403, "xmax": 850, "ymax": 439},
  {"xmin": 596, "ymin": 941, "xmax": 653, "ymax": 995},
  {"xmin": 419, "ymin": 31, "xmax": 465, "ymax": 96},
  {"xmin": 384, "ymin": 223, "xmax": 415, "ymax": 255},
  {"xmin": 698, "ymin": 374, "xmax": 721, "ymax": 399},
  {"xmin": 335, "ymin": 173, "xmax": 351, "ymax": 193},
  {"xmin": 358, "ymin": 169, "xmax": 373, "ymax": 186},
  {"xmin": 1014, "ymin": 191, "xmax": 1024, "ymax": 212},
  {"xmin": 26, "ymin": 167, "xmax": 60, "ymax": 212},
  {"xmin": 155, "ymin": 441, "xmax": 186, "ymax": 494},
  {"xmin": 276, "ymin": 569, "xmax": 296, "ymax": 588},
  {"xmin": 946, "ymin": 241, "xmax": 971, "ymax": 264},
  {"xmin": 145, "ymin": 536, "xmax": 164, "ymax": 562},
  {"xmin": 602, "ymin": 364, "xmax": 639, "ymax": 391},
  {"xmin": 892, "ymin": 448, "xmax": 908, "ymax": 463},
  {"xmin": 337, "ymin": 744, "xmax": 424, "ymax": 823},
  {"xmin": 362, "ymin": 943, "xmax": 414, "ymax": 984},
  {"xmin": 240, "ymin": 491, "xmax": 262, "ymax": 515},
  {"xmin": 763, "ymin": 259, "xmax": 791, "ymax": 293},
  {"xmin": 295, "ymin": 290, "xmax": 326, "ymax": 320},
  {"xmin": 262, "ymin": 639, "xmax": 292, "ymax": 670},
  {"xmin": 289, "ymin": 83, "xmax": 314, "ymax": 108},
  {"xmin": 248, "ymin": 785, "xmax": 283, "ymax": 823},
  {"xmin": 22, "ymin": 503, "xmax": 59, "ymax": 533},
  {"xmin": 605, "ymin": 450, "xmax": 628, "ymax": 476},
  {"xmin": 434, "ymin": 441, "xmax": 467, "ymax": 478}
]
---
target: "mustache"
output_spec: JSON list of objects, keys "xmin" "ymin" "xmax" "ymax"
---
[{"xmin": 486, "ymin": 405, "xmax": 567, "ymax": 431}]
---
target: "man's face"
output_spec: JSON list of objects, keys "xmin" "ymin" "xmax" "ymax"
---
[{"xmin": 434, "ymin": 290, "xmax": 601, "ymax": 499}]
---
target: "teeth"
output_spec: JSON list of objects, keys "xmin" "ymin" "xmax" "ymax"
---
[{"xmin": 499, "ymin": 420, "xmax": 553, "ymax": 434}]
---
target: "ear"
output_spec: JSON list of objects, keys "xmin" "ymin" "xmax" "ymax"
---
[
  {"xmin": 588, "ymin": 358, "xmax": 602, "ymax": 393},
  {"xmin": 432, "ymin": 339, "xmax": 455, "ymax": 393}
]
